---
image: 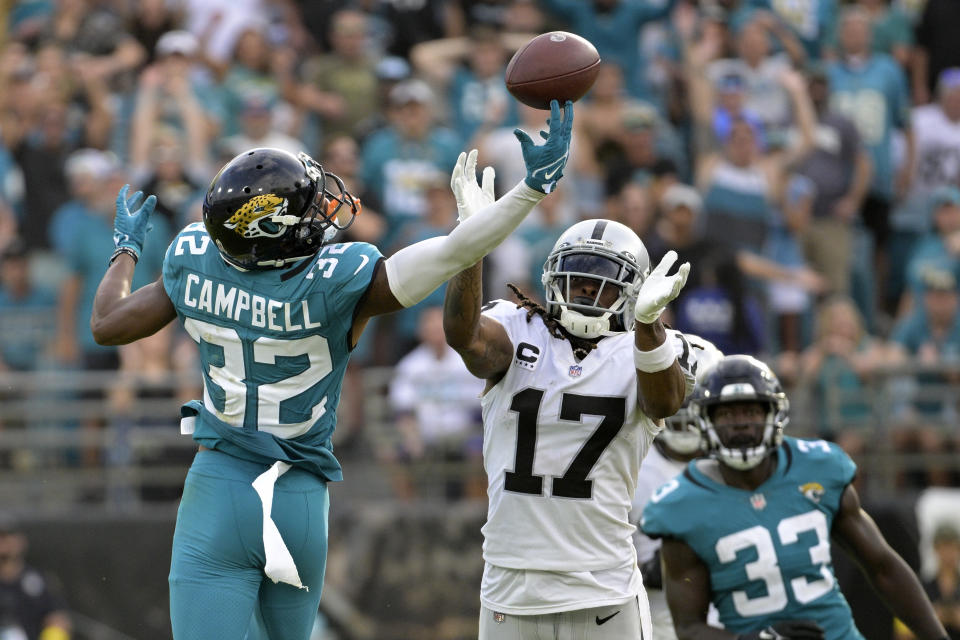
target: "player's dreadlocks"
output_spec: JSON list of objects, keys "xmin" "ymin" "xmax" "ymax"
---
[{"xmin": 507, "ymin": 283, "xmax": 597, "ymax": 360}]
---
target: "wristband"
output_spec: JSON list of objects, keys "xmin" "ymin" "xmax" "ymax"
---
[
  {"xmin": 633, "ymin": 339, "xmax": 677, "ymax": 373},
  {"xmin": 109, "ymin": 246, "xmax": 139, "ymax": 266}
]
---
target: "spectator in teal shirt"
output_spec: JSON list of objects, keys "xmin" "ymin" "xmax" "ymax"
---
[
  {"xmin": 905, "ymin": 187, "xmax": 960, "ymax": 304},
  {"xmin": 890, "ymin": 266, "xmax": 960, "ymax": 421},
  {"xmin": 50, "ymin": 154, "xmax": 171, "ymax": 371},
  {"xmin": 828, "ymin": 6, "xmax": 912, "ymax": 309},
  {"xmin": 0, "ymin": 241, "xmax": 57, "ymax": 372},
  {"xmin": 360, "ymin": 80, "xmax": 461, "ymax": 252}
]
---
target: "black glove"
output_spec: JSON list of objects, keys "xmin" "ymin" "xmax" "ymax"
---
[
  {"xmin": 639, "ymin": 549, "xmax": 662, "ymax": 590},
  {"xmin": 738, "ymin": 620, "xmax": 826, "ymax": 640}
]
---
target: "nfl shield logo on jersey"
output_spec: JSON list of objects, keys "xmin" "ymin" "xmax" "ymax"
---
[
  {"xmin": 568, "ymin": 365, "xmax": 582, "ymax": 377},
  {"xmin": 750, "ymin": 493, "xmax": 767, "ymax": 510},
  {"xmin": 493, "ymin": 612, "xmax": 505, "ymax": 624}
]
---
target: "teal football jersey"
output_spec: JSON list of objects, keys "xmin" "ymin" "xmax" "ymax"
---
[
  {"xmin": 641, "ymin": 436, "xmax": 862, "ymax": 639},
  {"xmin": 162, "ymin": 222, "xmax": 382, "ymax": 481}
]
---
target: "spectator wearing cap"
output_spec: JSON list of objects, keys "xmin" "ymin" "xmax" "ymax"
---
[
  {"xmin": 921, "ymin": 523, "xmax": 960, "ymax": 637},
  {"xmin": 794, "ymin": 65, "xmax": 872, "ymax": 297},
  {"xmin": 648, "ymin": 183, "xmax": 767, "ymax": 355},
  {"xmin": 0, "ymin": 241, "xmax": 56, "ymax": 372},
  {"xmin": 298, "ymin": 9, "xmax": 379, "ymax": 140},
  {"xmin": 133, "ymin": 30, "xmax": 224, "ymax": 144},
  {"xmin": 903, "ymin": 187, "xmax": 960, "ymax": 308},
  {"xmin": 890, "ymin": 266, "xmax": 960, "ymax": 371},
  {"xmin": 600, "ymin": 102, "xmax": 688, "ymax": 189},
  {"xmin": 692, "ymin": 65, "xmax": 816, "ymax": 258},
  {"xmin": 827, "ymin": 7, "xmax": 912, "ymax": 311},
  {"xmin": 50, "ymin": 150, "xmax": 171, "ymax": 371},
  {"xmin": 360, "ymin": 79, "xmax": 460, "ymax": 251},
  {"xmin": 707, "ymin": 11, "xmax": 806, "ymax": 142},
  {"xmin": 0, "ymin": 514, "xmax": 71, "ymax": 640},
  {"xmin": 410, "ymin": 25, "xmax": 523, "ymax": 147}
]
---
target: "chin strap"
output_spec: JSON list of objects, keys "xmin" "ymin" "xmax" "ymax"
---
[
  {"xmin": 552, "ymin": 283, "xmax": 627, "ymax": 339},
  {"xmin": 558, "ymin": 307, "xmax": 614, "ymax": 339}
]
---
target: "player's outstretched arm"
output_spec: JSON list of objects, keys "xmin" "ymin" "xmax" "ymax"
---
[
  {"xmin": 632, "ymin": 250, "xmax": 689, "ymax": 419},
  {"xmin": 442, "ymin": 151, "xmax": 513, "ymax": 381},
  {"xmin": 832, "ymin": 484, "xmax": 949, "ymax": 640},
  {"xmin": 91, "ymin": 185, "xmax": 176, "ymax": 345},
  {"xmin": 351, "ymin": 100, "xmax": 573, "ymax": 333}
]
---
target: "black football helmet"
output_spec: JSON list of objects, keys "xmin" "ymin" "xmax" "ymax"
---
[
  {"xmin": 689, "ymin": 355, "xmax": 789, "ymax": 470},
  {"xmin": 203, "ymin": 148, "xmax": 360, "ymax": 270}
]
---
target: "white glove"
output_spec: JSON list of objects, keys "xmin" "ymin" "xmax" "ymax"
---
[
  {"xmin": 634, "ymin": 250, "xmax": 690, "ymax": 324},
  {"xmin": 450, "ymin": 149, "xmax": 495, "ymax": 222}
]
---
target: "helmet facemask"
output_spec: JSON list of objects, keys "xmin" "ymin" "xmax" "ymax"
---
[
  {"xmin": 542, "ymin": 247, "xmax": 643, "ymax": 339},
  {"xmin": 700, "ymin": 398, "xmax": 789, "ymax": 470},
  {"xmin": 661, "ymin": 405, "xmax": 703, "ymax": 455},
  {"xmin": 294, "ymin": 152, "xmax": 360, "ymax": 251}
]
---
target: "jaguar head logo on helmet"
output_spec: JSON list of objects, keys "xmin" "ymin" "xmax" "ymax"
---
[
  {"xmin": 541, "ymin": 219, "xmax": 650, "ymax": 339},
  {"xmin": 203, "ymin": 148, "xmax": 361, "ymax": 270},
  {"xmin": 689, "ymin": 355, "xmax": 790, "ymax": 470}
]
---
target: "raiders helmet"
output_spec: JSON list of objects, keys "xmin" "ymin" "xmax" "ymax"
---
[
  {"xmin": 203, "ymin": 148, "xmax": 359, "ymax": 270},
  {"xmin": 689, "ymin": 355, "xmax": 789, "ymax": 470},
  {"xmin": 541, "ymin": 219, "xmax": 650, "ymax": 339}
]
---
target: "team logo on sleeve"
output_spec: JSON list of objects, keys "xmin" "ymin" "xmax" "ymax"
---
[
  {"xmin": 799, "ymin": 482, "xmax": 825, "ymax": 504},
  {"xmin": 223, "ymin": 194, "xmax": 289, "ymax": 239}
]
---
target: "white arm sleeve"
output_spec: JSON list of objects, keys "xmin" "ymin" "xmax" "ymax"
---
[{"xmin": 384, "ymin": 181, "xmax": 545, "ymax": 308}]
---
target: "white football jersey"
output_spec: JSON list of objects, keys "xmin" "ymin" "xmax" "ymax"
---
[{"xmin": 478, "ymin": 300, "xmax": 704, "ymax": 614}]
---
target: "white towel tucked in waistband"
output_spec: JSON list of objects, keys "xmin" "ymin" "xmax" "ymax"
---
[{"xmin": 252, "ymin": 461, "xmax": 308, "ymax": 591}]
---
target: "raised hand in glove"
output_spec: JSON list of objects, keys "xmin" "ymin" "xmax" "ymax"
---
[
  {"xmin": 634, "ymin": 250, "xmax": 690, "ymax": 325},
  {"xmin": 450, "ymin": 149, "xmax": 495, "ymax": 222},
  {"xmin": 739, "ymin": 620, "xmax": 826, "ymax": 640},
  {"xmin": 113, "ymin": 184, "xmax": 157, "ymax": 262},
  {"xmin": 514, "ymin": 99, "xmax": 573, "ymax": 194}
]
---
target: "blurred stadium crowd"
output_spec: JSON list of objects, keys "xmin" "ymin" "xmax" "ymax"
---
[
  {"xmin": 0, "ymin": 0, "xmax": 957, "ymax": 486},
  {"xmin": 1, "ymin": 0, "xmax": 960, "ymax": 637}
]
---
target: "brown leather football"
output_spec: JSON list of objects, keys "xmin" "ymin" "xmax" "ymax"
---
[{"xmin": 505, "ymin": 32, "xmax": 601, "ymax": 110}]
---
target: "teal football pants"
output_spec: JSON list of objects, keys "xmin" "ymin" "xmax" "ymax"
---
[{"xmin": 169, "ymin": 450, "xmax": 329, "ymax": 640}]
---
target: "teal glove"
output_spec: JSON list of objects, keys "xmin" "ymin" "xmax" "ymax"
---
[
  {"xmin": 514, "ymin": 99, "xmax": 574, "ymax": 194},
  {"xmin": 113, "ymin": 184, "xmax": 157, "ymax": 260}
]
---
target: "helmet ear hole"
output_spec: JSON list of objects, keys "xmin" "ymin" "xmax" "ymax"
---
[{"xmin": 243, "ymin": 187, "xmax": 251, "ymax": 194}]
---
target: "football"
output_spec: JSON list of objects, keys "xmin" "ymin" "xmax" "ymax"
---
[{"xmin": 505, "ymin": 31, "xmax": 601, "ymax": 110}]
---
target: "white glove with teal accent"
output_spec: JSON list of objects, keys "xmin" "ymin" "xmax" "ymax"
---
[
  {"xmin": 514, "ymin": 99, "xmax": 573, "ymax": 194},
  {"xmin": 113, "ymin": 184, "xmax": 157, "ymax": 262},
  {"xmin": 450, "ymin": 149, "xmax": 495, "ymax": 221},
  {"xmin": 634, "ymin": 250, "xmax": 690, "ymax": 324}
]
